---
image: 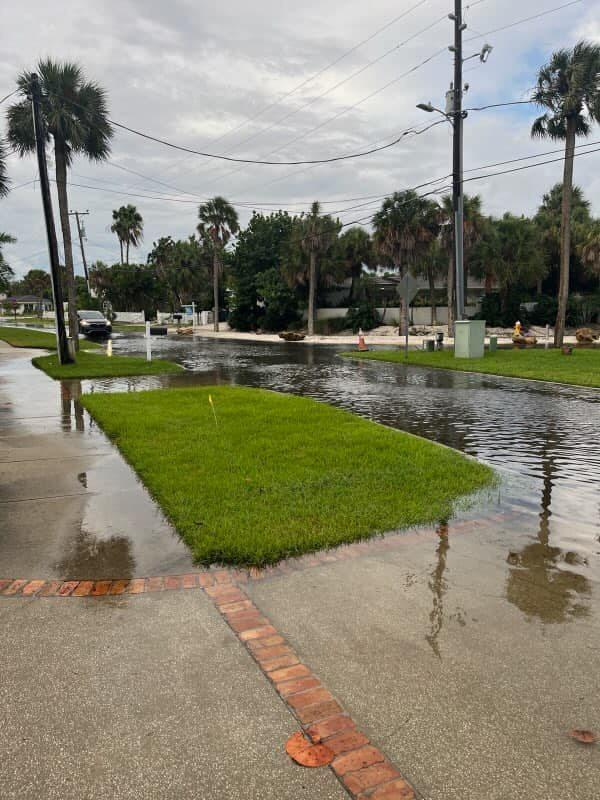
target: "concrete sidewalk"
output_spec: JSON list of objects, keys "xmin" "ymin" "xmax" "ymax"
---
[
  {"xmin": 0, "ymin": 347, "xmax": 195, "ymax": 579},
  {"xmin": 0, "ymin": 590, "xmax": 345, "ymax": 800}
]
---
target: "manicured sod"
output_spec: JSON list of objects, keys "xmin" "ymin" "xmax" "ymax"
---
[
  {"xmin": 342, "ymin": 347, "xmax": 600, "ymax": 388},
  {"xmin": 32, "ymin": 350, "xmax": 183, "ymax": 379},
  {"xmin": 81, "ymin": 386, "xmax": 494, "ymax": 566},
  {"xmin": 0, "ymin": 326, "xmax": 96, "ymax": 350}
]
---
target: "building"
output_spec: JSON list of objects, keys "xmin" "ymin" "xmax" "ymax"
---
[{"xmin": 0, "ymin": 295, "xmax": 54, "ymax": 316}]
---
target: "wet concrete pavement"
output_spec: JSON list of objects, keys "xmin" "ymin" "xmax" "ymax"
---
[
  {"xmin": 0, "ymin": 347, "xmax": 196, "ymax": 578},
  {"xmin": 0, "ymin": 590, "xmax": 346, "ymax": 800},
  {"xmin": 247, "ymin": 527, "xmax": 600, "ymax": 800}
]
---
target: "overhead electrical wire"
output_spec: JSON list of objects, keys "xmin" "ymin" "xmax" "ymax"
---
[
  {"xmin": 53, "ymin": 141, "xmax": 600, "ymax": 213},
  {"xmin": 464, "ymin": 0, "xmax": 583, "ymax": 44},
  {"xmin": 200, "ymin": 0, "xmax": 582, "ymax": 190},
  {"xmin": 163, "ymin": 0, "xmax": 433, "ymax": 162}
]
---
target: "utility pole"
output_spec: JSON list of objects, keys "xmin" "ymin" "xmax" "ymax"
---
[
  {"xmin": 69, "ymin": 210, "xmax": 90, "ymax": 292},
  {"xmin": 30, "ymin": 73, "xmax": 72, "ymax": 364},
  {"xmin": 450, "ymin": 0, "xmax": 466, "ymax": 324}
]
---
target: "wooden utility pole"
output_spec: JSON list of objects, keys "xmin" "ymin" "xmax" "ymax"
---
[
  {"xmin": 451, "ymin": 0, "xmax": 465, "ymax": 324},
  {"xmin": 30, "ymin": 73, "xmax": 72, "ymax": 364},
  {"xmin": 69, "ymin": 210, "xmax": 90, "ymax": 292}
]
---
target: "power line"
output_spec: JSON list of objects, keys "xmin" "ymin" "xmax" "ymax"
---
[
  {"xmin": 190, "ymin": 11, "xmax": 449, "ymax": 177},
  {"xmin": 464, "ymin": 0, "xmax": 583, "ymax": 43},
  {"xmin": 0, "ymin": 89, "xmax": 18, "ymax": 105},
  {"xmin": 49, "ymin": 139, "xmax": 600, "ymax": 211},
  {"xmin": 201, "ymin": 45, "xmax": 450, "ymax": 189},
  {"xmin": 163, "ymin": 0, "xmax": 433, "ymax": 165},
  {"xmin": 208, "ymin": 1, "xmax": 581, "ymax": 192}
]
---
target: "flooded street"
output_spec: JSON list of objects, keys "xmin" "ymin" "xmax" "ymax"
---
[
  {"xmin": 106, "ymin": 334, "xmax": 600, "ymax": 590},
  {"xmin": 2, "ymin": 336, "xmax": 600, "ymax": 800}
]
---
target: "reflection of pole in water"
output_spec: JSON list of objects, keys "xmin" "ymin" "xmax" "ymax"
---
[
  {"xmin": 59, "ymin": 380, "xmax": 84, "ymax": 432},
  {"xmin": 425, "ymin": 521, "xmax": 450, "ymax": 659}
]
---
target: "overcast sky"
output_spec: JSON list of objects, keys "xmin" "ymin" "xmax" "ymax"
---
[{"xmin": 2, "ymin": 0, "xmax": 599, "ymax": 278}]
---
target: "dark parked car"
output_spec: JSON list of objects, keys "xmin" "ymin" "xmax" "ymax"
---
[{"xmin": 77, "ymin": 310, "xmax": 112, "ymax": 337}]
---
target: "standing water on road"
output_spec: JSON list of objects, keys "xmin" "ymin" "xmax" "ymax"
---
[{"xmin": 104, "ymin": 335, "xmax": 600, "ymax": 611}]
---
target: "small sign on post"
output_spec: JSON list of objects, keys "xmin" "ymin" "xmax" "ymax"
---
[
  {"xmin": 399, "ymin": 274, "xmax": 419, "ymax": 360},
  {"xmin": 145, "ymin": 321, "xmax": 152, "ymax": 362}
]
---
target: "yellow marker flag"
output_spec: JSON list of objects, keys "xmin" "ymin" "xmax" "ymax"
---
[{"xmin": 208, "ymin": 394, "xmax": 218, "ymax": 426}]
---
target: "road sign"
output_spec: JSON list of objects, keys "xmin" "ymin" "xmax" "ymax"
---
[{"xmin": 399, "ymin": 273, "xmax": 419, "ymax": 305}]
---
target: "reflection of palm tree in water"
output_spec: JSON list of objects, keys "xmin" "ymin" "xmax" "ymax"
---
[
  {"xmin": 506, "ymin": 451, "xmax": 590, "ymax": 624},
  {"xmin": 425, "ymin": 522, "xmax": 450, "ymax": 659}
]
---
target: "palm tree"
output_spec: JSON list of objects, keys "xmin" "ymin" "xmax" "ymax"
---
[
  {"xmin": 578, "ymin": 222, "xmax": 600, "ymax": 280},
  {"xmin": 111, "ymin": 205, "xmax": 143, "ymax": 264},
  {"xmin": 372, "ymin": 191, "xmax": 438, "ymax": 335},
  {"xmin": 0, "ymin": 140, "xmax": 10, "ymax": 198},
  {"xmin": 338, "ymin": 227, "xmax": 373, "ymax": 304},
  {"xmin": 0, "ymin": 233, "xmax": 16, "ymax": 293},
  {"xmin": 440, "ymin": 194, "xmax": 484, "ymax": 331},
  {"xmin": 531, "ymin": 41, "xmax": 600, "ymax": 346},
  {"xmin": 197, "ymin": 197, "xmax": 239, "ymax": 332},
  {"xmin": 7, "ymin": 59, "xmax": 113, "ymax": 350},
  {"xmin": 292, "ymin": 202, "xmax": 341, "ymax": 336}
]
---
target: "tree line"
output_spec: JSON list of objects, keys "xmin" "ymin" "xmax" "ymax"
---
[{"xmin": 1, "ymin": 43, "xmax": 599, "ymax": 343}]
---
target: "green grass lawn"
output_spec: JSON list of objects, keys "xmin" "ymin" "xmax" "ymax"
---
[
  {"xmin": 343, "ymin": 347, "xmax": 600, "ymax": 388},
  {"xmin": 32, "ymin": 350, "xmax": 183, "ymax": 380},
  {"xmin": 81, "ymin": 386, "xmax": 494, "ymax": 566},
  {"xmin": 0, "ymin": 326, "xmax": 98, "ymax": 350}
]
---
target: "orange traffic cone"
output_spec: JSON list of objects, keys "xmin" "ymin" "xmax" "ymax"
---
[{"xmin": 358, "ymin": 328, "xmax": 369, "ymax": 351}]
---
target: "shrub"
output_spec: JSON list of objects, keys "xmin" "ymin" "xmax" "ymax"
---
[
  {"xmin": 345, "ymin": 302, "xmax": 381, "ymax": 332},
  {"xmin": 255, "ymin": 268, "xmax": 299, "ymax": 332}
]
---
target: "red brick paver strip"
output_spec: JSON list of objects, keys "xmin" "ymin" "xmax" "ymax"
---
[
  {"xmin": 57, "ymin": 581, "xmax": 79, "ymax": 597},
  {"xmin": 73, "ymin": 581, "xmax": 95, "ymax": 597},
  {"xmin": 91, "ymin": 581, "xmax": 112, "ymax": 596},
  {"xmin": 21, "ymin": 580, "xmax": 45, "ymax": 596},
  {"xmin": 204, "ymin": 582, "xmax": 417, "ymax": 799},
  {"xmin": 3, "ymin": 580, "xmax": 28, "ymax": 595},
  {"xmin": 109, "ymin": 580, "xmax": 130, "ymax": 595}
]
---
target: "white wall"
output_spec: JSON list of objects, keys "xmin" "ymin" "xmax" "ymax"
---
[
  {"xmin": 309, "ymin": 305, "xmax": 480, "ymax": 325},
  {"xmin": 114, "ymin": 311, "xmax": 145, "ymax": 323}
]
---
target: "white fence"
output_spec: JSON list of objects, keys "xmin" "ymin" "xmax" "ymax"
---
[
  {"xmin": 310, "ymin": 305, "xmax": 480, "ymax": 326},
  {"xmin": 114, "ymin": 311, "xmax": 145, "ymax": 323}
]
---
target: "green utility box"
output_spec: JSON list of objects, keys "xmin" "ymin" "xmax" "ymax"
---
[
  {"xmin": 488, "ymin": 335, "xmax": 498, "ymax": 352},
  {"xmin": 454, "ymin": 320, "xmax": 486, "ymax": 359}
]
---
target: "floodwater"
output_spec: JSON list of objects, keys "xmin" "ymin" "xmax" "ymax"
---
[{"xmin": 2, "ymin": 334, "xmax": 599, "ymax": 626}]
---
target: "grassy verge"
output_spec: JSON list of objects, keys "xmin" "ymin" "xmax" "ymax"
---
[
  {"xmin": 32, "ymin": 350, "xmax": 183, "ymax": 380},
  {"xmin": 82, "ymin": 386, "xmax": 494, "ymax": 566},
  {"xmin": 0, "ymin": 326, "xmax": 98, "ymax": 350},
  {"xmin": 342, "ymin": 347, "xmax": 600, "ymax": 388}
]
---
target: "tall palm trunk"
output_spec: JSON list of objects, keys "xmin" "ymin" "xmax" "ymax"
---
[
  {"xmin": 119, "ymin": 240, "xmax": 124, "ymax": 265},
  {"xmin": 447, "ymin": 256, "xmax": 455, "ymax": 335},
  {"xmin": 428, "ymin": 269, "xmax": 437, "ymax": 326},
  {"xmin": 54, "ymin": 140, "xmax": 79, "ymax": 352},
  {"xmin": 307, "ymin": 249, "xmax": 317, "ymax": 336},
  {"xmin": 126, "ymin": 239, "xmax": 130, "ymax": 265},
  {"xmin": 213, "ymin": 250, "xmax": 220, "ymax": 333},
  {"xmin": 555, "ymin": 117, "xmax": 576, "ymax": 347}
]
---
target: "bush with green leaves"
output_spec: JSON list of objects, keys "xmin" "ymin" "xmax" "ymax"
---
[
  {"xmin": 255, "ymin": 268, "xmax": 299, "ymax": 331},
  {"xmin": 345, "ymin": 302, "xmax": 381, "ymax": 333}
]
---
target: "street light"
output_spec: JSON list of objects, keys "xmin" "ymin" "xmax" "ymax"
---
[{"xmin": 416, "ymin": 31, "xmax": 493, "ymax": 330}]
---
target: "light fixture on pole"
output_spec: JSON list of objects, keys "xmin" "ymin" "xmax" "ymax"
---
[{"xmin": 417, "ymin": 0, "xmax": 492, "ymax": 329}]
